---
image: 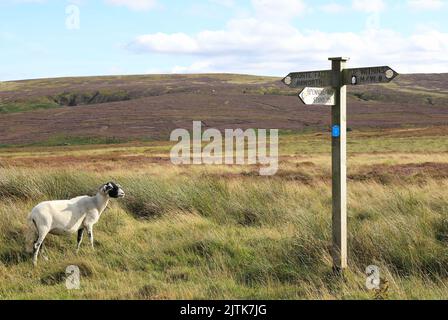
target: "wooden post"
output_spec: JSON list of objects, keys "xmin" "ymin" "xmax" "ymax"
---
[
  {"xmin": 329, "ymin": 57, "xmax": 348, "ymax": 271},
  {"xmin": 282, "ymin": 60, "xmax": 398, "ymax": 271}
]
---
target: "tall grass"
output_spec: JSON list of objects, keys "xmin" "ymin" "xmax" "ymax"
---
[{"xmin": 0, "ymin": 166, "xmax": 448, "ymax": 299}]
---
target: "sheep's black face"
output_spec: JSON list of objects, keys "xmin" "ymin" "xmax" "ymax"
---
[{"xmin": 103, "ymin": 182, "xmax": 125, "ymax": 198}]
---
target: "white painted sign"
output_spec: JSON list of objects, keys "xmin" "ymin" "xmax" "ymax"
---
[{"xmin": 299, "ymin": 87, "xmax": 335, "ymax": 106}]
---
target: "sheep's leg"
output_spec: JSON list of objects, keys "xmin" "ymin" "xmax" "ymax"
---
[
  {"xmin": 76, "ymin": 228, "xmax": 84, "ymax": 253},
  {"xmin": 87, "ymin": 226, "xmax": 94, "ymax": 250},
  {"xmin": 33, "ymin": 228, "xmax": 49, "ymax": 267},
  {"xmin": 40, "ymin": 243, "xmax": 49, "ymax": 261}
]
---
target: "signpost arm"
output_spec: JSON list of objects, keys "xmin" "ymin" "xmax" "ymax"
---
[{"xmin": 329, "ymin": 57, "xmax": 349, "ymax": 271}]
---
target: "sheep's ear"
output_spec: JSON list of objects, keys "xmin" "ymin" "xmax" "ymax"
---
[{"xmin": 102, "ymin": 183, "xmax": 113, "ymax": 192}]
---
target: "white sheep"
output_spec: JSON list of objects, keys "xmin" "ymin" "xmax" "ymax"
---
[{"xmin": 25, "ymin": 182, "xmax": 125, "ymax": 266}]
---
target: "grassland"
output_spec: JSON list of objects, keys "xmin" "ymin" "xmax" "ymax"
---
[{"xmin": 0, "ymin": 127, "xmax": 448, "ymax": 299}]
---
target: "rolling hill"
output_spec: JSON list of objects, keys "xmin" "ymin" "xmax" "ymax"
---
[{"xmin": 0, "ymin": 73, "xmax": 447, "ymax": 146}]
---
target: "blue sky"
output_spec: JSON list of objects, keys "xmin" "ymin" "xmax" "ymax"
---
[{"xmin": 1, "ymin": 0, "xmax": 447, "ymax": 81}]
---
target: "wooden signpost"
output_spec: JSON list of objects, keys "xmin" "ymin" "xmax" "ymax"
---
[{"xmin": 282, "ymin": 58, "xmax": 398, "ymax": 271}]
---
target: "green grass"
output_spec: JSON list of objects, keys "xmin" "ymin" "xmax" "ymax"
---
[
  {"xmin": 0, "ymin": 102, "xmax": 59, "ymax": 114},
  {"xmin": 0, "ymin": 135, "xmax": 128, "ymax": 148},
  {"xmin": 279, "ymin": 132, "xmax": 448, "ymax": 155},
  {"xmin": 32, "ymin": 135, "xmax": 128, "ymax": 147},
  {"xmin": 0, "ymin": 89, "xmax": 133, "ymax": 114},
  {"xmin": 1, "ymin": 128, "xmax": 448, "ymax": 299},
  {"xmin": 1, "ymin": 162, "xmax": 448, "ymax": 299},
  {"xmin": 2, "ymin": 126, "xmax": 446, "ymax": 153}
]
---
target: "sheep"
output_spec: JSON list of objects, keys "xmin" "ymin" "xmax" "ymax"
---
[{"xmin": 25, "ymin": 182, "xmax": 125, "ymax": 266}]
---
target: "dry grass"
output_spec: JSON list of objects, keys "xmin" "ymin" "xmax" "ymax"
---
[{"xmin": 0, "ymin": 130, "xmax": 448, "ymax": 299}]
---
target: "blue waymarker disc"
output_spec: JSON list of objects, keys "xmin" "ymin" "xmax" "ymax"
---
[{"xmin": 332, "ymin": 125, "xmax": 340, "ymax": 138}]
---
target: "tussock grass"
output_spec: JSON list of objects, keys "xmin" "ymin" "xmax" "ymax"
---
[{"xmin": 1, "ymin": 162, "xmax": 448, "ymax": 299}]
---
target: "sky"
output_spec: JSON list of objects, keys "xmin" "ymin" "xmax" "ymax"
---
[{"xmin": 0, "ymin": 0, "xmax": 447, "ymax": 81}]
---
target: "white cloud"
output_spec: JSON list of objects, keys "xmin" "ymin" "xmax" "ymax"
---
[
  {"xmin": 408, "ymin": 0, "xmax": 445, "ymax": 10},
  {"xmin": 209, "ymin": 0, "xmax": 236, "ymax": 7},
  {"xmin": 10, "ymin": 0, "xmax": 47, "ymax": 3},
  {"xmin": 320, "ymin": 3, "xmax": 346, "ymax": 13},
  {"xmin": 131, "ymin": 33, "xmax": 199, "ymax": 54},
  {"xmin": 352, "ymin": 0, "xmax": 385, "ymax": 13},
  {"xmin": 104, "ymin": 0, "xmax": 156, "ymax": 11},
  {"xmin": 126, "ymin": 0, "xmax": 448, "ymax": 75},
  {"xmin": 252, "ymin": 0, "xmax": 307, "ymax": 20}
]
